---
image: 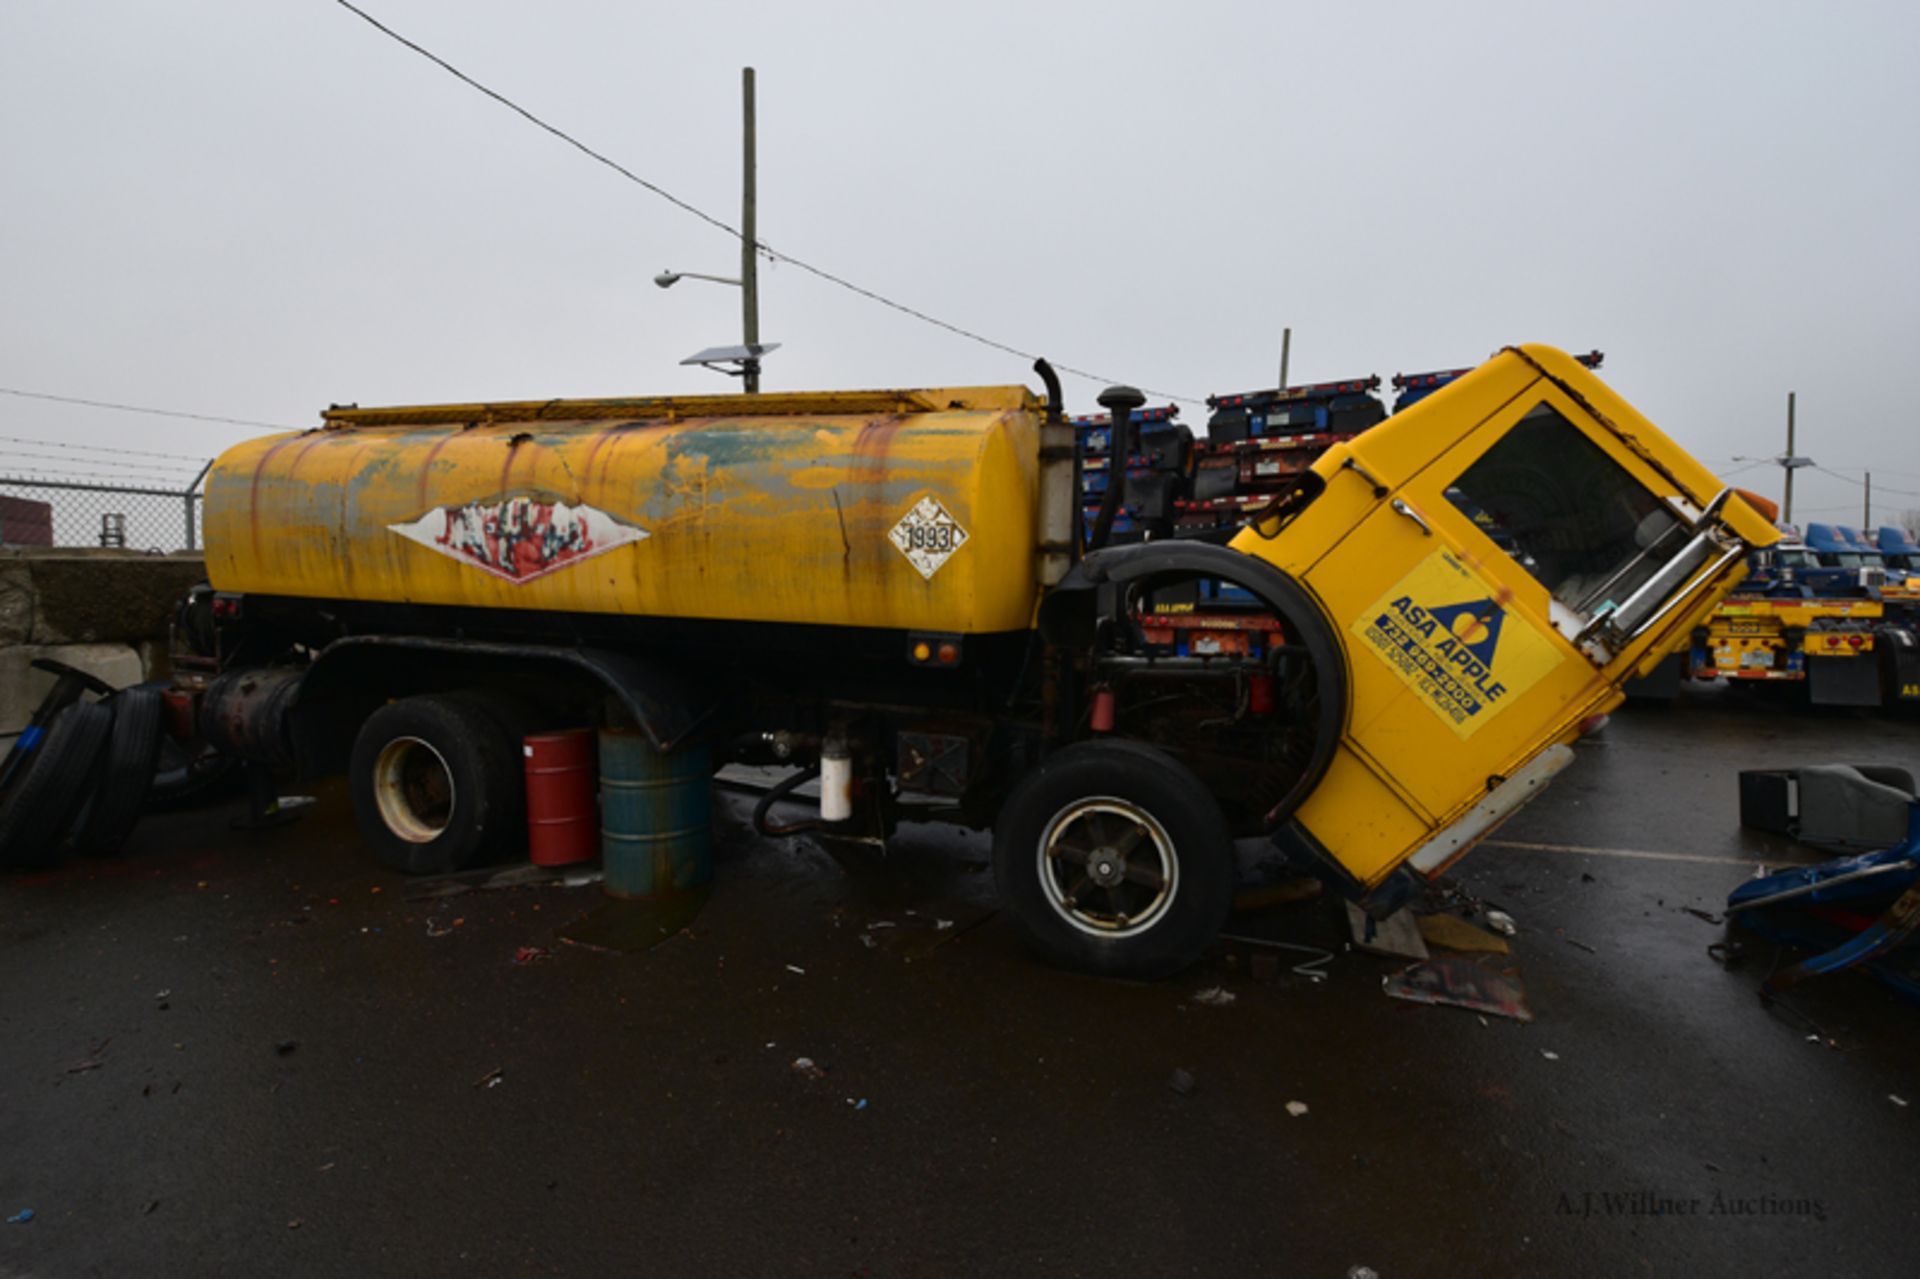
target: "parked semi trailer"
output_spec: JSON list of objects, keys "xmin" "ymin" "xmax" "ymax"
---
[{"xmin": 170, "ymin": 345, "xmax": 1773, "ymax": 977}]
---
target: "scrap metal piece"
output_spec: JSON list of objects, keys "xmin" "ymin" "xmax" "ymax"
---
[{"xmin": 1382, "ymin": 956, "xmax": 1534, "ymax": 1022}]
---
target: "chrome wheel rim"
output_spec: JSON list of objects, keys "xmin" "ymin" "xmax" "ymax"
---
[
  {"xmin": 372, "ymin": 736, "xmax": 455, "ymax": 844},
  {"xmin": 1037, "ymin": 797, "xmax": 1178, "ymax": 938}
]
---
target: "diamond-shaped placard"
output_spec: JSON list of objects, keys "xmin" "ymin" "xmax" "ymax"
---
[{"xmin": 888, "ymin": 496, "xmax": 970, "ymax": 580}]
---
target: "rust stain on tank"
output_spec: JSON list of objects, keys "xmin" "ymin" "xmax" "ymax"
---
[
  {"xmin": 248, "ymin": 433, "xmax": 326, "ymax": 562},
  {"xmin": 415, "ymin": 430, "xmax": 460, "ymax": 508},
  {"xmin": 849, "ymin": 416, "xmax": 904, "ymax": 488},
  {"xmin": 499, "ymin": 430, "xmax": 527, "ymax": 495}
]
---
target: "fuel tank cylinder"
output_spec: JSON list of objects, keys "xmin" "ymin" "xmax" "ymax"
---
[{"xmin": 201, "ymin": 387, "xmax": 1045, "ymax": 635}]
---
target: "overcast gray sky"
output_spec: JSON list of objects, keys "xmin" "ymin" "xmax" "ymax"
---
[{"xmin": 2, "ymin": 0, "xmax": 1916, "ymax": 523}]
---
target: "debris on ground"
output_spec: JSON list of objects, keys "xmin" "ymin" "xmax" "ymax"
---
[
  {"xmin": 1484, "ymin": 909, "xmax": 1519, "ymax": 936},
  {"xmin": 66, "ymin": 1057, "xmax": 105, "ymax": 1074},
  {"xmin": 406, "ymin": 862, "xmax": 599, "ymax": 901},
  {"xmin": 1541, "ymin": 1050, "xmax": 1561, "ymax": 1061},
  {"xmin": 1167, "ymin": 1068, "xmax": 1197, "ymax": 1096},
  {"xmin": 1232, "ymin": 877, "xmax": 1324, "ymax": 912},
  {"xmin": 1348, "ymin": 1267, "xmax": 1379, "ymax": 1279},
  {"xmin": 1382, "ymin": 956, "xmax": 1534, "ymax": 1022},
  {"xmin": 512, "ymin": 946, "xmax": 553, "ymax": 965},
  {"xmin": 1347, "ymin": 903, "xmax": 1429, "ymax": 959},
  {"xmin": 7, "ymin": 1210, "xmax": 33, "ymax": 1225},
  {"xmin": 854, "ymin": 903, "xmax": 995, "ymax": 959},
  {"xmin": 1681, "ymin": 906, "xmax": 1725, "ymax": 926},
  {"xmin": 1190, "ymin": 986, "xmax": 1237, "ymax": 1007},
  {"xmin": 791, "ymin": 1057, "xmax": 826, "ymax": 1080},
  {"xmin": 1893, "ymin": 1095, "xmax": 1911, "ymax": 1109},
  {"xmin": 1285, "ymin": 1100, "xmax": 1309, "ymax": 1118},
  {"xmin": 473, "ymin": 1067, "xmax": 504, "ymax": 1089},
  {"xmin": 559, "ymin": 889, "xmax": 710, "ymax": 954},
  {"xmin": 1415, "ymin": 913, "xmax": 1510, "ymax": 956},
  {"xmin": 1563, "ymin": 936, "xmax": 1598, "ymax": 954},
  {"xmin": 143, "ymin": 1200, "xmax": 160, "ymax": 1215},
  {"xmin": 274, "ymin": 1040, "xmax": 298, "ymax": 1056},
  {"xmin": 1219, "ymin": 934, "xmax": 1334, "ymax": 982},
  {"xmin": 784, "ymin": 964, "xmax": 806, "ymax": 975},
  {"xmin": 847, "ymin": 1097, "xmax": 868, "ymax": 1110}
]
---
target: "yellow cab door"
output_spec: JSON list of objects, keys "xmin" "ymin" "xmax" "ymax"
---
[{"xmin": 1263, "ymin": 348, "xmax": 1751, "ymax": 888}]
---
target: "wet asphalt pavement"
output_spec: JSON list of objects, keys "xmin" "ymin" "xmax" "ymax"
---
[{"xmin": 4, "ymin": 687, "xmax": 1919, "ymax": 1278}]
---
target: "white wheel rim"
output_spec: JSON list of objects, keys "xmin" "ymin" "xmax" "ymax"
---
[
  {"xmin": 372, "ymin": 735, "xmax": 455, "ymax": 844},
  {"xmin": 1037, "ymin": 797, "xmax": 1179, "ymax": 938}
]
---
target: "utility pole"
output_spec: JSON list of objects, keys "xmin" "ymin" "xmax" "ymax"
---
[
  {"xmin": 1279, "ymin": 327, "xmax": 1292, "ymax": 390},
  {"xmin": 741, "ymin": 66, "xmax": 760, "ymax": 394},
  {"xmin": 1784, "ymin": 391, "xmax": 1796, "ymax": 526},
  {"xmin": 1865, "ymin": 471, "xmax": 1872, "ymax": 528}
]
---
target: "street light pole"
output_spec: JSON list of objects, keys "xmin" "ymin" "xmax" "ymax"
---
[
  {"xmin": 741, "ymin": 67, "xmax": 760, "ymax": 393},
  {"xmin": 1784, "ymin": 391, "xmax": 1796, "ymax": 526}
]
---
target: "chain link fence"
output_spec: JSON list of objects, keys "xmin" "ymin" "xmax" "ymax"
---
[{"xmin": 0, "ymin": 470, "xmax": 211, "ymax": 552}]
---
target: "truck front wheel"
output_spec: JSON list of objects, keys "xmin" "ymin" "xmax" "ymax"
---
[
  {"xmin": 349, "ymin": 695, "xmax": 526, "ymax": 875},
  {"xmin": 992, "ymin": 739, "xmax": 1234, "ymax": 980}
]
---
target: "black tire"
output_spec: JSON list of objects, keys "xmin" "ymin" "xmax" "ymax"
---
[
  {"xmin": 992, "ymin": 739, "xmax": 1235, "ymax": 980},
  {"xmin": 146, "ymin": 738, "xmax": 242, "ymax": 810},
  {"xmin": 69, "ymin": 687, "xmax": 166, "ymax": 858},
  {"xmin": 0, "ymin": 702, "xmax": 113, "ymax": 871},
  {"xmin": 348, "ymin": 694, "xmax": 526, "ymax": 875}
]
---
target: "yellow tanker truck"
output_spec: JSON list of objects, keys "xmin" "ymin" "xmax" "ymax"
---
[{"xmin": 183, "ymin": 345, "xmax": 1776, "ymax": 978}]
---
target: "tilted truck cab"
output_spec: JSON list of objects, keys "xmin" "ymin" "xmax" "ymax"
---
[{"xmin": 186, "ymin": 344, "xmax": 1774, "ymax": 978}]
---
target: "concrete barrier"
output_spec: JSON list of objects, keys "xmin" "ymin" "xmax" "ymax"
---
[{"xmin": 0, "ymin": 549, "xmax": 206, "ymax": 737}]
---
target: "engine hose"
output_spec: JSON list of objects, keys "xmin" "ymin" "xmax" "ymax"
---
[{"xmin": 751, "ymin": 764, "xmax": 826, "ymax": 837}]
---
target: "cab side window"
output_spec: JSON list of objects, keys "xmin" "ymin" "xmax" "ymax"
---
[{"xmin": 1444, "ymin": 403, "xmax": 1682, "ymax": 614}]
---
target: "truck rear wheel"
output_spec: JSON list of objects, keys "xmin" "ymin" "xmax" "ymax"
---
[
  {"xmin": 349, "ymin": 695, "xmax": 526, "ymax": 875},
  {"xmin": 992, "ymin": 739, "xmax": 1234, "ymax": 980}
]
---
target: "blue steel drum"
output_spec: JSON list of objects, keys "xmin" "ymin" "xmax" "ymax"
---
[{"xmin": 598, "ymin": 728, "xmax": 712, "ymax": 898}]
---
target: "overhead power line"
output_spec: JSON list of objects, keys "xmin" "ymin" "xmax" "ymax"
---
[
  {"xmin": 0, "ymin": 387, "xmax": 293, "ymax": 432},
  {"xmin": 1811, "ymin": 465, "xmax": 1920, "ymax": 500},
  {"xmin": 328, "ymin": 0, "xmax": 1202, "ymax": 405}
]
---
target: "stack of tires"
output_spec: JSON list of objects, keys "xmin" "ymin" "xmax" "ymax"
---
[{"xmin": 0, "ymin": 683, "xmax": 167, "ymax": 871}]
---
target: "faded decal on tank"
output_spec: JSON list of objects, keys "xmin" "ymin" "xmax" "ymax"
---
[
  {"xmin": 389, "ymin": 495, "xmax": 647, "ymax": 583},
  {"xmin": 889, "ymin": 495, "xmax": 969, "ymax": 580}
]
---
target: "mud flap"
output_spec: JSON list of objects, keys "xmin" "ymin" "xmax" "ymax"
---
[
  {"xmin": 1879, "ymin": 630, "xmax": 1920, "ymax": 706},
  {"xmin": 1807, "ymin": 655, "xmax": 1881, "ymax": 707}
]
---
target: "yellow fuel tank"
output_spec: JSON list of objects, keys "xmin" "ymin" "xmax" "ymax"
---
[{"xmin": 202, "ymin": 387, "xmax": 1044, "ymax": 634}]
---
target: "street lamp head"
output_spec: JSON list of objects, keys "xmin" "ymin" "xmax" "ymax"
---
[{"xmin": 653, "ymin": 271, "xmax": 680, "ymax": 289}]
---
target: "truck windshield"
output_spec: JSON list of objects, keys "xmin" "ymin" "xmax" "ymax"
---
[{"xmin": 1443, "ymin": 403, "xmax": 1684, "ymax": 616}]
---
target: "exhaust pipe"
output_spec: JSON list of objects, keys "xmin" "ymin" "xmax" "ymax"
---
[
  {"xmin": 1086, "ymin": 384, "xmax": 1146, "ymax": 553},
  {"xmin": 1033, "ymin": 359, "xmax": 1077, "ymax": 586}
]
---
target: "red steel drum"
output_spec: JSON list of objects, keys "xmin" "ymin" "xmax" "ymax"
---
[{"xmin": 523, "ymin": 728, "xmax": 598, "ymax": 866}]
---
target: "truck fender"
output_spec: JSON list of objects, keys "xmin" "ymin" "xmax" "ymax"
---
[
  {"xmin": 292, "ymin": 636, "xmax": 714, "ymax": 769},
  {"xmin": 1036, "ymin": 540, "xmax": 1347, "ymax": 830}
]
